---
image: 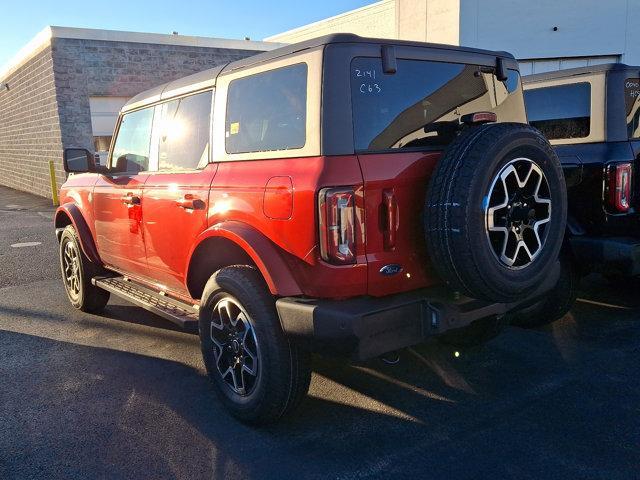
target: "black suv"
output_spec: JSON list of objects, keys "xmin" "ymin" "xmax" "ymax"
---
[{"xmin": 519, "ymin": 64, "xmax": 640, "ymax": 318}]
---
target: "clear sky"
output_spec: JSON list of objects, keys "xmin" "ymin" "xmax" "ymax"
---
[{"xmin": 1, "ymin": 0, "xmax": 373, "ymax": 68}]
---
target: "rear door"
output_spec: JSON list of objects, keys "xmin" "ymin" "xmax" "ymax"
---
[
  {"xmin": 142, "ymin": 90, "xmax": 216, "ymax": 295},
  {"xmin": 93, "ymin": 106, "xmax": 154, "ymax": 278},
  {"xmin": 350, "ymin": 56, "xmax": 525, "ymax": 296}
]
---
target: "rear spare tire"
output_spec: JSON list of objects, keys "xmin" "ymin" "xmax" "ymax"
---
[{"xmin": 425, "ymin": 123, "xmax": 567, "ymax": 303}]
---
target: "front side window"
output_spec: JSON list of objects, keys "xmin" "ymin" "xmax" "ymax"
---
[
  {"xmin": 225, "ymin": 63, "xmax": 307, "ymax": 154},
  {"xmin": 625, "ymin": 78, "xmax": 640, "ymax": 139},
  {"xmin": 351, "ymin": 57, "xmax": 523, "ymax": 152},
  {"xmin": 524, "ymin": 83, "xmax": 591, "ymax": 140},
  {"xmin": 111, "ymin": 107, "xmax": 154, "ymax": 172},
  {"xmin": 158, "ymin": 91, "xmax": 212, "ymax": 171}
]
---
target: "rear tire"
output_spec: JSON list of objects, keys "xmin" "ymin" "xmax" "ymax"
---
[
  {"xmin": 199, "ymin": 266, "xmax": 311, "ymax": 424},
  {"xmin": 59, "ymin": 225, "xmax": 110, "ymax": 313}
]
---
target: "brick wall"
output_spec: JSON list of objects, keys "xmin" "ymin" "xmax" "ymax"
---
[
  {"xmin": 0, "ymin": 46, "xmax": 63, "ymax": 198},
  {"xmin": 0, "ymin": 37, "xmax": 262, "ymax": 198}
]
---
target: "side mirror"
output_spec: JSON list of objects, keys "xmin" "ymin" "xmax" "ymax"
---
[{"xmin": 63, "ymin": 148, "xmax": 96, "ymax": 173}]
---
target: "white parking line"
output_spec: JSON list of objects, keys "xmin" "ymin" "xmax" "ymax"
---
[
  {"xmin": 576, "ymin": 298, "xmax": 632, "ymax": 310},
  {"xmin": 10, "ymin": 242, "xmax": 42, "ymax": 248}
]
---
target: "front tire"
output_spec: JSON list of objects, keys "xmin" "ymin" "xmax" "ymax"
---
[
  {"xmin": 199, "ymin": 266, "xmax": 311, "ymax": 424},
  {"xmin": 59, "ymin": 225, "xmax": 110, "ymax": 313}
]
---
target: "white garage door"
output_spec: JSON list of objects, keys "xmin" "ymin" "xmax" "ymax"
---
[
  {"xmin": 519, "ymin": 55, "xmax": 621, "ymax": 75},
  {"xmin": 89, "ymin": 96, "xmax": 130, "ymax": 136}
]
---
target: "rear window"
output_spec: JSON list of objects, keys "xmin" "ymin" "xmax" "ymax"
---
[
  {"xmin": 225, "ymin": 63, "xmax": 307, "ymax": 154},
  {"xmin": 524, "ymin": 83, "xmax": 591, "ymax": 140},
  {"xmin": 351, "ymin": 57, "xmax": 522, "ymax": 152},
  {"xmin": 625, "ymin": 78, "xmax": 640, "ymax": 139}
]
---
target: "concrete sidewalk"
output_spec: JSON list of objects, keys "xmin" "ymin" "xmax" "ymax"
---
[{"xmin": 0, "ymin": 185, "xmax": 56, "ymax": 214}]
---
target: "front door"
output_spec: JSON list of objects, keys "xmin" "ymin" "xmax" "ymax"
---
[
  {"xmin": 93, "ymin": 105, "xmax": 155, "ymax": 279},
  {"xmin": 141, "ymin": 90, "xmax": 215, "ymax": 295}
]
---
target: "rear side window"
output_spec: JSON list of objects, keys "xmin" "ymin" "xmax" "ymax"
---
[
  {"xmin": 524, "ymin": 83, "xmax": 591, "ymax": 140},
  {"xmin": 350, "ymin": 57, "xmax": 523, "ymax": 152},
  {"xmin": 111, "ymin": 107, "xmax": 154, "ymax": 172},
  {"xmin": 225, "ymin": 63, "xmax": 307, "ymax": 154},
  {"xmin": 158, "ymin": 91, "xmax": 212, "ymax": 171},
  {"xmin": 624, "ymin": 78, "xmax": 640, "ymax": 139}
]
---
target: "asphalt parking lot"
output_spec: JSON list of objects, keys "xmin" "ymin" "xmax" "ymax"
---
[{"xmin": 0, "ymin": 185, "xmax": 638, "ymax": 479}]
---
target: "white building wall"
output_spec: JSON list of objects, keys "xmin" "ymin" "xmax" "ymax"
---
[
  {"xmin": 265, "ymin": 1, "xmax": 396, "ymax": 43},
  {"xmin": 267, "ymin": 0, "xmax": 640, "ymax": 72},
  {"xmin": 424, "ymin": 0, "xmax": 460, "ymax": 45},
  {"xmin": 395, "ymin": 0, "xmax": 460, "ymax": 44},
  {"xmin": 459, "ymin": 0, "xmax": 633, "ymax": 65}
]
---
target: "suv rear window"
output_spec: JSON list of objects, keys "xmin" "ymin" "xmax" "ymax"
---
[
  {"xmin": 226, "ymin": 63, "xmax": 307, "ymax": 154},
  {"xmin": 624, "ymin": 78, "xmax": 640, "ymax": 138},
  {"xmin": 351, "ymin": 57, "xmax": 521, "ymax": 152},
  {"xmin": 524, "ymin": 83, "xmax": 591, "ymax": 140}
]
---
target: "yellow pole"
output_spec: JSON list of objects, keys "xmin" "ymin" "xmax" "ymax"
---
[{"xmin": 48, "ymin": 160, "xmax": 59, "ymax": 206}]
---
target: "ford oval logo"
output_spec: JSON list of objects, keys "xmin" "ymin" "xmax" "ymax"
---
[{"xmin": 379, "ymin": 264, "xmax": 403, "ymax": 276}]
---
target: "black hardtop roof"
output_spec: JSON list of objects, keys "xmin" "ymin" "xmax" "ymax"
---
[
  {"xmin": 123, "ymin": 34, "xmax": 515, "ymax": 111},
  {"xmin": 220, "ymin": 33, "xmax": 515, "ymax": 74},
  {"xmin": 523, "ymin": 63, "xmax": 640, "ymax": 84}
]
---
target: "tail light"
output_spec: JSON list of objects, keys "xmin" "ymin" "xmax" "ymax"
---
[
  {"xmin": 460, "ymin": 111, "xmax": 497, "ymax": 125},
  {"xmin": 318, "ymin": 187, "xmax": 356, "ymax": 264},
  {"xmin": 606, "ymin": 163, "xmax": 632, "ymax": 213}
]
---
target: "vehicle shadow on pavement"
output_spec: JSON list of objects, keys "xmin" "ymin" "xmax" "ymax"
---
[
  {"xmin": 1, "ymin": 274, "xmax": 639, "ymax": 479},
  {"xmin": 101, "ymin": 304, "xmax": 192, "ymax": 332}
]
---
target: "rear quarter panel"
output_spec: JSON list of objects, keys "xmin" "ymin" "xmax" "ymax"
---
[
  {"xmin": 208, "ymin": 155, "xmax": 368, "ymax": 299},
  {"xmin": 555, "ymin": 142, "xmax": 639, "ymax": 236}
]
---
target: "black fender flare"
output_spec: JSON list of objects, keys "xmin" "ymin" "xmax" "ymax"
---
[{"xmin": 55, "ymin": 203, "xmax": 102, "ymax": 264}]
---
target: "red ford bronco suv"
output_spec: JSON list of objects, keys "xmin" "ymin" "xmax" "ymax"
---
[{"xmin": 56, "ymin": 34, "xmax": 567, "ymax": 424}]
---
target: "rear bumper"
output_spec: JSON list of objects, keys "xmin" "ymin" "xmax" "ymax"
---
[
  {"xmin": 570, "ymin": 236, "xmax": 640, "ymax": 276},
  {"xmin": 276, "ymin": 264, "xmax": 559, "ymax": 360}
]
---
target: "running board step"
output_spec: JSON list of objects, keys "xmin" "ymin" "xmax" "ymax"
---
[{"xmin": 92, "ymin": 276, "xmax": 199, "ymax": 330}]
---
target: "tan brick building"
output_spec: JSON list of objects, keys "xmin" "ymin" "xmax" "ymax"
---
[{"xmin": 0, "ymin": 27, "xmax": 279, "ymax": 198}]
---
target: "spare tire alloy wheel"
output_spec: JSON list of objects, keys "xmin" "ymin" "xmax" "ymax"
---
[
  {"xmin": 485, "ymin": 158, "xmax": 551, "ymax": 269},
  {"xmin": 210, "ymin": 296, "xmax": 260, "ymax": 396},
  {"xmin": 424, "ymin": 123, "xmax": 567, "ymax": 303}
]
